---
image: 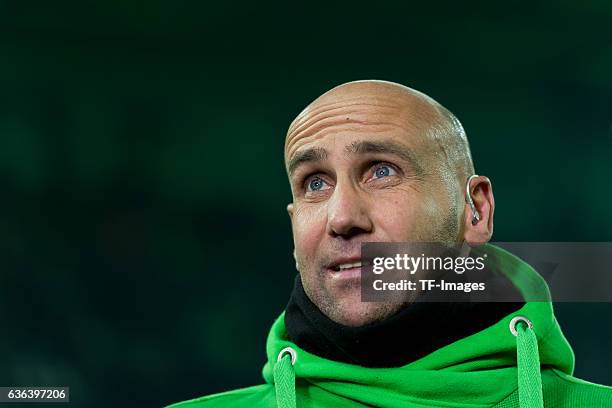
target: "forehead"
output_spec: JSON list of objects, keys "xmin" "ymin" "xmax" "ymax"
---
[{"xmin": 285, "ymin": 92, "xmax": 440, "ymax": 165}]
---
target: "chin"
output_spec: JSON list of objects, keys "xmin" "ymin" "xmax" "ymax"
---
[{"xmin": 327, "ymin": 298, "xmax": 402, "ymax": 327}]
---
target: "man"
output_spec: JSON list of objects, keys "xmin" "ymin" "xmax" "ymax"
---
[{"xmin": 168, "ymin": 80, "xmax": 612, "ymax": 407}]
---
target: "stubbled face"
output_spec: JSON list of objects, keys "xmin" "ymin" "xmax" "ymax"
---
[{"xmin": 285, "ymin": 84, "xmax": 462, "ymax": 327}]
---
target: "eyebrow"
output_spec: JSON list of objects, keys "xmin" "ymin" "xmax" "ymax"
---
[
  {"xmin": 287, "ymin": 147, "xmax": 328, "ymax": 176},
  {"xmin": 287, "ymin": 140, "xmax": 424, "ymax": 177}
]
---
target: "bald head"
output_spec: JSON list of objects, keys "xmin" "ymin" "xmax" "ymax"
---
[{"xmin": 285, "ymin": 80, "xmax": 474, "ymax": 186}]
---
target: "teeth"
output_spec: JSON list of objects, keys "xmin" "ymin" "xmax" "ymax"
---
[{"xmin": 338, "ymin": 262, "xmax": 361, "ymax": 270}]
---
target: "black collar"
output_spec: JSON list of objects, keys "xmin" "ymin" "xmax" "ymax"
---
[{"xmin": 284, "ymin": 275, "xmax": 523, "ymax": 367}]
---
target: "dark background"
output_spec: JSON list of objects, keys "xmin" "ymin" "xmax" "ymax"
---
[{"xmin": 1, "ymin": 1, "xmax": 611, "ymax": 407}]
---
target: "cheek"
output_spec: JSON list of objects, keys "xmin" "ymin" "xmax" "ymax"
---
[
  {"xmin": 373, "ymin": 197, "xmax": 416, "ymax": 239},
  {"xmin": 293, "ymin": 204, "xmax": 327, "ymax": 258},
  {"xmin": 372, "ymin": 193, "xmax": 441, "ymax": 240}
]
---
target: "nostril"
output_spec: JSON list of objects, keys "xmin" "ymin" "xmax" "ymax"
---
[{"xmin": 332, "ymin": 226, "xmax": 369, "ymax": 240}]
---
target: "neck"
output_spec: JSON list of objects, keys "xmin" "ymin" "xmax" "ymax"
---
[{"xmin": 284, "ymin": 275, "xmax": 523, "ymax": 367}]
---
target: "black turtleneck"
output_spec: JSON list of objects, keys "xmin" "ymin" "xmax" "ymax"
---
[{"xmin": 284, "ymin": 275, "xmax": 523, "ymax": 368}]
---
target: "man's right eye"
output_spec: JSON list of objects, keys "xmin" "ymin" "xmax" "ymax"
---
[{"xmin": 306, "ymin": 176, "xmax": 330, "ymax": 192}]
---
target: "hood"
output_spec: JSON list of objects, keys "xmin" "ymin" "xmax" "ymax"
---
[{"xmin": 262, "ymin": 243, "xmax": 575, "ymax": 408}]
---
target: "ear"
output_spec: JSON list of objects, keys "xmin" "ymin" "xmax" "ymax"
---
[
  {"xmin": 463, "ymin": 176, "xmax": 495, "ymax": 246},
  {"xmin": 287, "ymin": 203, "xmax": 295, "ymax": 251},
  {"xmin": 287, "ymin": 203, "xmax": 299, "ymax": 269}
]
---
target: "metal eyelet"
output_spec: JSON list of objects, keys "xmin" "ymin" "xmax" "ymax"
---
[
  {"xmin": 277, "ymin": 347, "xmax": 297, "ymax": 366},
  {"xmin": 509, "ymin": 315, "xmax": 534, "ymax": 337}
]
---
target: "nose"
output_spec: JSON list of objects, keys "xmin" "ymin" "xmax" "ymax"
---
[{"xmin": 326, "ymin": 181, "xmax": 373, "ymax": 239}]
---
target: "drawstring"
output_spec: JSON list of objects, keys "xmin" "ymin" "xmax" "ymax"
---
[
  {"xmin": 510, "ymin": 316, "xmax": 543, "ymax": 408},
  {"xmin": 274, "ymin": 347, "xmax": 297, "ymax": 408},
  {"xmin": 273, "ymin": 317, "xmax": 543, "ymax": 408}
]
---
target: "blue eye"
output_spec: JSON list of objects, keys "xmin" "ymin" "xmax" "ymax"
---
[
  {"xmin": 308, "ymin": 177, "xmax": 327, "ymax": 191},
  {"xmin": 374, "ymin": 165, "xmax": 396, "ymax": 178}
]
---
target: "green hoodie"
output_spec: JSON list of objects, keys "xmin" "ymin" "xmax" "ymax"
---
[{"xmin": 168, "ymin": 245, "xmax": 612, "ymax": 408}]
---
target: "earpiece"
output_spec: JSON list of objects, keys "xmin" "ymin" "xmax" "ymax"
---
[{"xmin": 466, "ymin": 174, "xmax": 481, "ymax": 226}]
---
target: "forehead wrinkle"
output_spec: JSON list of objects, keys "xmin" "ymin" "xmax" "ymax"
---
[
  {"xmin": 288, "ymin": 103, "xmax": 400, "ymax": 145},
  {"xmin": 290, "ymin": 115, "xmax": 402, "ymax": 150},
  {"xmin": 285, "ymin": 122, "xmax": 398, "ymax": 174},
  {"xmin": 285, "ymin": 96, "xmax": 401, "ymax": 149},
  {"xmin": 286, "ymin": 107, "xmax": 408, "ymax": 159},
  {"xmin": 288, "ymin": 97, "xmax": 400, "ymax": 136},
  {"xmin": 285, "ymin": 120, "xmax": 407, "ymax": 169}
]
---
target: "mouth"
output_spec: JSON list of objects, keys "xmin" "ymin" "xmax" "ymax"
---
[
  {"xmin": 330, "ymin": 261, "xmax": 362, "ymax": 272},
  {"xmin": 326, "ymin": 260, "xmax": 366, "ymax": 279}
]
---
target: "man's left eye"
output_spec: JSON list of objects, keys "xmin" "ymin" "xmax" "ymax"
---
[{"xmin": 372, "ymin": 164, "xmax": 397, "ymax": 179}]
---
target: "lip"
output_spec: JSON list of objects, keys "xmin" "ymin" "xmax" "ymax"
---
[
  {"xmin": 326, "ymin": 265, "xmax": 362, "ymax": 280},
  {"xmin": 326, "ymin": 255, "xmax": 360, "ymax": 269},
  {"xmin": 325, "ymin": 256, "xmax": 365, "ymax": 279}
]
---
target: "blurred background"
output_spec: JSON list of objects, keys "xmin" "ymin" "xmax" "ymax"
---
[{"xmin": 1, "ymin": 1, "xmax": 611, "ymax": 407}]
